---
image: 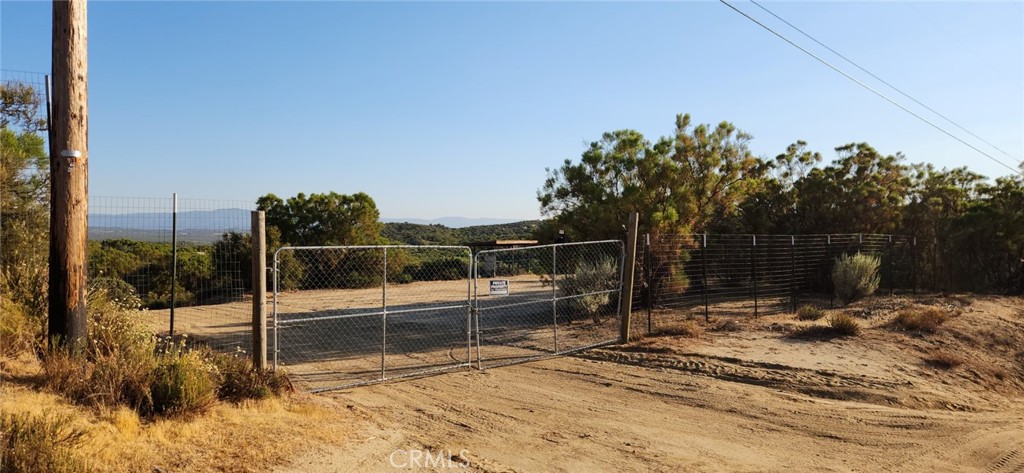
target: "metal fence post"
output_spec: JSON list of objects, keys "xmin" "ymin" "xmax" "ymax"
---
[
  {"xmin": 272, "ymin": 250, "xmax": 279, "ymax": 370},
  {"xmin": 170, "ymin": 193, "xmax": 177, "ymax": 337},
  {"xmin": 619, "ymin": 212, "xmax": 639, "ymax": 343},
  {"xmin": 552, "ymin": 244, "xmax": 559, "ymax": 353},
  {"xmin": 887, "ymin": 235, "xmax": 894, "ymax": 295},
  {"xmin": 752, "ymin": 235, "xmax": 758, "ymax": 318},
  {"xmin": 827, "ymin": 234, "xmax": 834, "ymax": 309},
  {"xmin": 645, "ymin": 233, "xmax": 653, "ymax": 335},
  {"xmin": 790, "ymin": 235, "xmax": 796, "ymax": 312},
  {"xmin": 702, "ymin": 234, "xmax": 709, "ymax": 323},
  {"xmin": 381, "ymin": 247, "xmax": 388, "ymax": 380},
  {"xmin": 912, "ymin": 236, "xmax": 918, "ymax": 294}
]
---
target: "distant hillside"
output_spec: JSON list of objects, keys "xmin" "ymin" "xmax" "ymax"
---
[
  {"xmin": 381, "ymin": 217, "xmax": 525, "ymax": 228},
  {"xmin": 383, "ymin": 220, "xmax": 542, "ymax": 245}
]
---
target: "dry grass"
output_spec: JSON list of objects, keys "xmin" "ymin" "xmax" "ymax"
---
[
  {"xmin": 791, "ymin": 312, "xmax": 860, "ymax": 339},
  {"xmin": 2, "ymin": 359, "xmax": 350, "ymax": 472},
  {"xmin": 796, "ymin": 305, "xmax": 826, "ymax": 321},
  {"xmin": 710, "ymin": 319, "xmax": 743, "ymax": 332},
  {"xmin": 826, "ymin": 313, "xmax": 860, "ymax": 336},
  {"xmin": 924, "ymin": 351, "xmax": 964, "ymax": 370},
  {"xmin": 1, "ymin": 411, "xmax": 90, "ymax": 472},
  {"xmin": 893, "ymin": 307, "xmax": 950, "ymax": 333},
  {"xmin": 652, "ymin": 319, "xmax": 704, "ymax": 339}
]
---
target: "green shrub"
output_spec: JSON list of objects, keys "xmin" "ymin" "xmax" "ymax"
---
[
  {"xmin": 88, "ymin": 277, "xmax": 142, "ymax": 310},
  {"xmin": 211, "ymin": 351, "xmax": 293, "ymax": 402},
  {"xmin": 0, "ymin": 411, "xmax": 90, "ymax": 473},
  {"xmin": 893, "ymin": 307, "xmax": 949, "ymax": 333},
  {"xmin": 560, "ymin": 258, "xmax": 618, "ymax": 321},
  {"xmin": 150, "ymin": 341, "xmax": 217, "ymax": 417},
  {"xmin": 826, "ymin": 312, "xmax": 860, "ymax": 336},
  {"xmin": 408, "ymin": 257, "xmax": 469, "ymax": 282},
  {"xmin": 832, "ymin": 253, "xmax": 880, "ymax": 305},
  {"xmin": 42, "ymin": 288, "xmax": 157, "ymax": 413},
  {"xmin": 796, "ymin": 305, "xmax": 826, "ymax": 321}
]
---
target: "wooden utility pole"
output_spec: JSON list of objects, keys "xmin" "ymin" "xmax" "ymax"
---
[
  {"xmin": 48, "ymin": 0, "xmax": 89, "ymax": 348},
  {"xmin": 619, "ymin": 212, "xmax": 639, "ymax": 343}
]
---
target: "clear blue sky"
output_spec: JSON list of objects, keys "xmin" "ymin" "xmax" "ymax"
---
[{"xmin": 2, "ymin": 1, "xmax": 1022, "ymax": 220}]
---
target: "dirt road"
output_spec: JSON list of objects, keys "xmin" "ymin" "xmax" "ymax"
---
[{"xmin": 275, "ymin": 295, "xmax": 1024, "ymax": 472}]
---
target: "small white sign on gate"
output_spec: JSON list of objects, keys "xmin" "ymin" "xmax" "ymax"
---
[{"xmin": 489, "ymin": 279, "xmax": 509, "ymax": 296}]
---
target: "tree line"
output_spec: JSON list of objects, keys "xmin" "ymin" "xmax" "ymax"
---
[
  {"xmin": 3, "ymin": 81, "xmax": 1021, "ymax": 323},
  {"xmin": 537, "ymin": 113, "xmax": 1023, "ymax": 293}
]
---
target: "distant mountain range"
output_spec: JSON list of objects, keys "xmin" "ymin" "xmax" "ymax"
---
[
  {"xmin": 87, "ymin": 209, "xmax": 539, "ymax": 243},
  {"xmin": 381, "ymin": 217, "xmax": 527, "ymax": 228},
  {"xmin": 89, "ymin": 210, "xmax": 529, "ymax": 231}
]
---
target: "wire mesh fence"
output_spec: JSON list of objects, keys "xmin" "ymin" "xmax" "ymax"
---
[
  {"xmin": 88, "ymin": 195, "xmax": 256, "ymax": 352},
  {"xmin": 473, "ymin": 240, "xmax": 623, "ymax": 369},
  {"xmin": 632, "ymin": 233, "xmax": 914, "ymax": 335},
  {"xmin": 1, "ymin": 70, "xmax": 49, "ymax": 132},
  {"xmin": 272, "ymin": 246, "xmax": 474, "ymax": 392}
]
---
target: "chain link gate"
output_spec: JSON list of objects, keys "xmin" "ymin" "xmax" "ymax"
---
[
  {"xmin": 473, "ymin": 241, "xmax": 624, "ymax": 369},
  {"xmin": 272, "ymin": 246, "xmax": 474, "ymax": 392}
]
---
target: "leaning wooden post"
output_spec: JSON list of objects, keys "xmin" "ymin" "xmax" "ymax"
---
[
  {"xmin": 620, "ymin": 212, "xmax": 639, "ymax": 343},
  {"xmin": 48, "ymin": 0, "xmax": 89, "ymax": 350},
  {"xmin": 251, "ymin": 211, "xmax": 267, "ymax": 370}
]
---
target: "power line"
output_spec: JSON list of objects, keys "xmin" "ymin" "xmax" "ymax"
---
[
  {"xmin": 749, "ymin": 0, "xmax": 1021, "ymax": 163},
  {"xmin": 719, "ymin": 0, "xmax": 1023, "ymax": 177}
]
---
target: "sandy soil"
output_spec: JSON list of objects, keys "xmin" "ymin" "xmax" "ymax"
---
[{"xmin": 275, "ymin": 294, "xmax": 1024, "ymax": 472}]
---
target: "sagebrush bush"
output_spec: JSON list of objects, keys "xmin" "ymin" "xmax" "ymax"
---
[
  {"xmin": 560, "ymin": 258, "xmax": 618, "ymax": 322},
  {"xmin": 796, "ymin": 305, "xmax": 826, "ymax": 321},
  {"xmin": 150, "ymin": 340, "xmax": 218, "ymax": 417},
  {"xmin": 832, "ymin": 253, "xmax": 880, "ymax": 305},
  {"xmin": 893, "ymin": 308, "xmax": 949, "ymax": 333},
  {"xmin": 0, "ymin": 411, "xmax": 90, "ymax": 473},
  {"xmin": 826, "ymin": 313, "xmax": 860, "ymax": 336},
  {"xmin": 211, "ymin": 350, "xmax": 293, "ymax": 402}
]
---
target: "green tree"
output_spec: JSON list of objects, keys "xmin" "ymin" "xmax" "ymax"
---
[
  {"xmin": 793, "ymin": 143, "xmax": 910, "ymax": 234},
  {"xmin": 725, "ymin": 140, "xmax": 821, "ymax": 234},
  {"xmin": 538, "ymin": 114, "xmax": 765, "ymax": 305},
  {"xmin": 256, "ymin": 191, "xmax": 382, "ymax": 246},
  {"xmin": 1, "ymin": 83, "xmax": 50, "ymax": 314},
  {"xmin": 538, "ymin": 113, "xmax": 763, "ymax": 239},
  {"xmin": 256, "ymin": 192, "xmax": 383, "ymax": 289}
]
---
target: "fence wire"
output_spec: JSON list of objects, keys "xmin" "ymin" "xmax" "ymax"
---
[
  {"xmin": 273, "ymin": 246, "xmax": 473, "ymax": 392},
  {"xmin": 635, "ymin": 233, "xmax": 914, "ymax": 335},
  {"xmin": 474, "ymin": 240, "xmax": 623, "ymax": 369},
  {"xmin": 1, "ymin": 70, "xmax": 49, "ymax": 132},
  {"xmin": 88, "ymin": 195, "xmax": 255, "ymax": 352}
]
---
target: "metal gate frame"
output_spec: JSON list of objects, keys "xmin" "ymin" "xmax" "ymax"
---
[
  {"xmin": 271, "ymin": 241, "xmax": 626, "ymax": 391},
  {"xmin": 472, "ymin": 240, "xmax": 625, "ymax": 369},
  {"xmin": 272, "ymin": 245, "xmax": 474, "ymax": 392}
]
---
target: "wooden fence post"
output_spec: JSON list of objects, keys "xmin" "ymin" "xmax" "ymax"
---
[{"xmin": 251, "ymin": 211, "xmax": 267, "ymax": 370}]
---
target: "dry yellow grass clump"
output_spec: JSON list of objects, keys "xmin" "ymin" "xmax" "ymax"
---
[
  {"xmin": 1, "ymin": 357, "xmax": 350, "ymax": 472},
  {"xmin": 893, "ymin": 307, "xmax": 950, "ymax": 333}
]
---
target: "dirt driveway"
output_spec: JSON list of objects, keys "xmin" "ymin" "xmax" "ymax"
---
[{"xmin": 275, "ymin": 295, "xmax": 1024, "ymax": 472}]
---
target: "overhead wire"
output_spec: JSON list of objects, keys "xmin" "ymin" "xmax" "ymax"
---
[
  {"xmin": 719, "ymin": 0, "xmax": 1024, "ymax": 176},
  {"xmin": 750, "ymin": 0, "xmax": 1021, "ymax": 163}
]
